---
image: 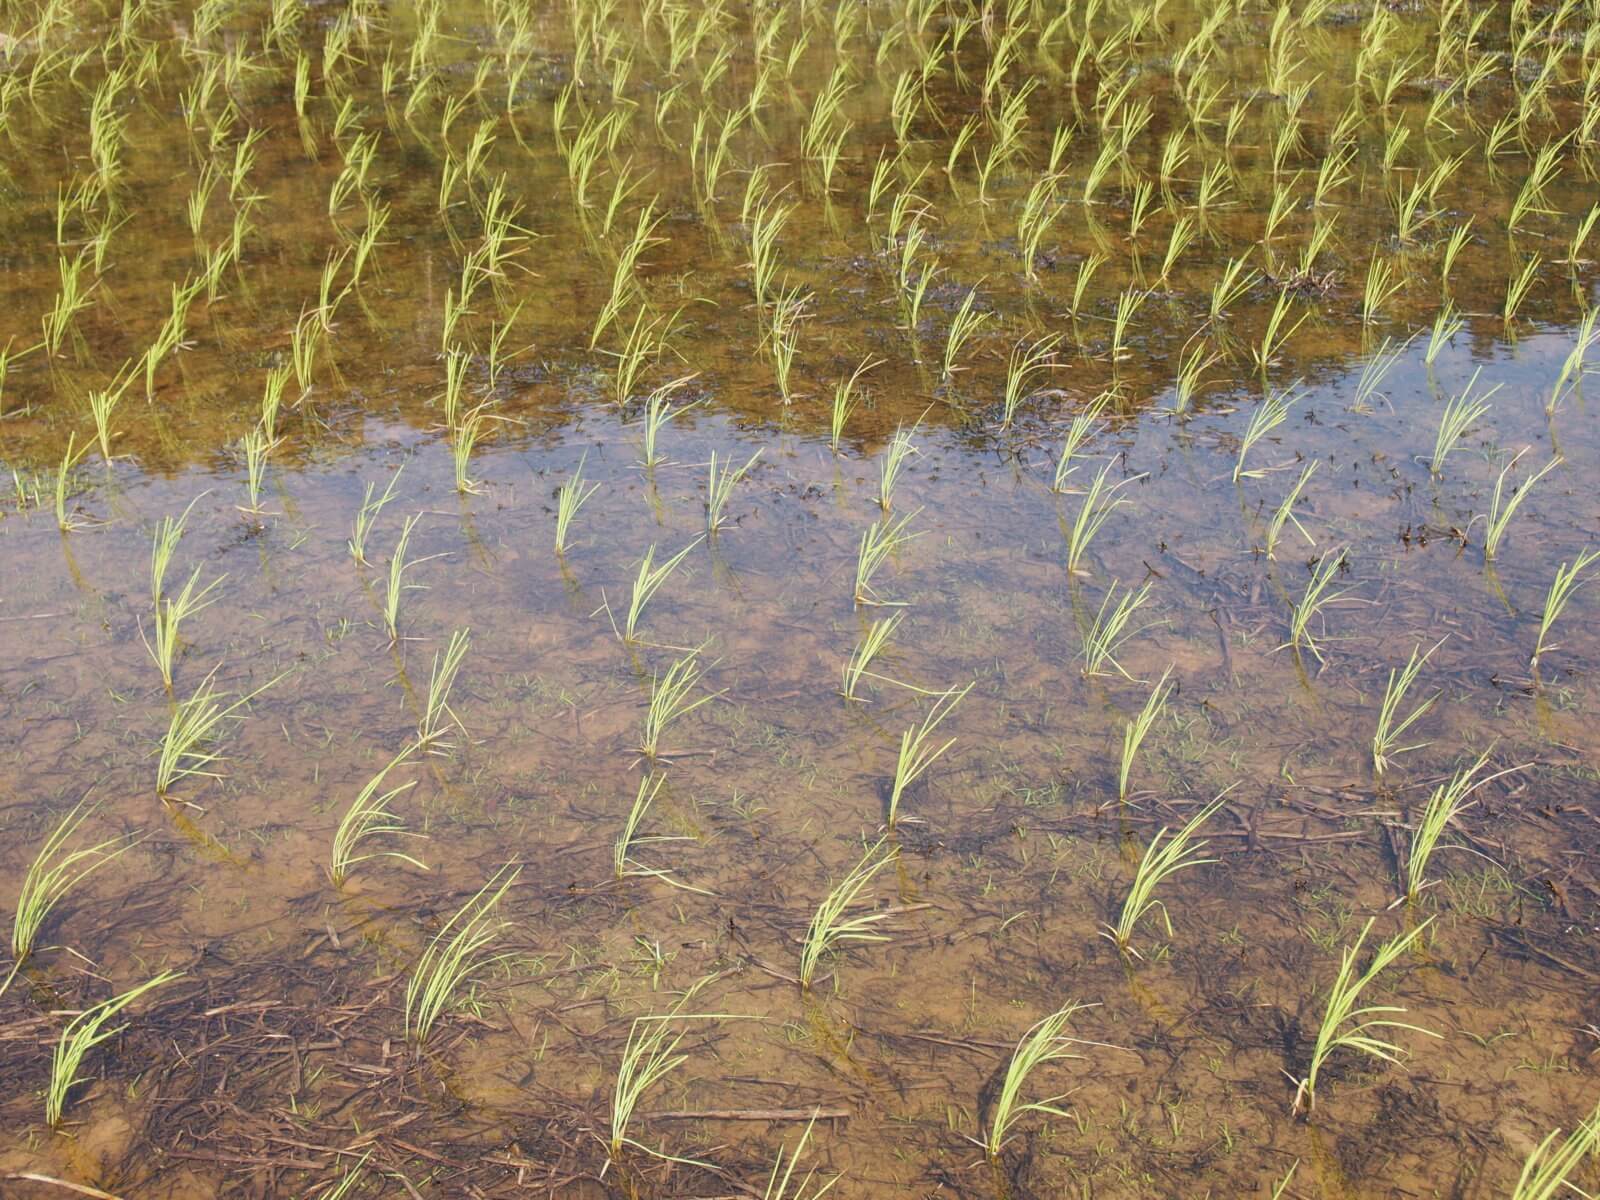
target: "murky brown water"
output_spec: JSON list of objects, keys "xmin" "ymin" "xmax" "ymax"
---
[{"xmin": 2, "ymin": 0, "xmax": 1599, "ymax": 1196}]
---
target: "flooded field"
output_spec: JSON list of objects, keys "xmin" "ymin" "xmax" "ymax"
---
[{"xmin": 2, "ymin": 0, "xmax": 1600, "ymax": 1196}]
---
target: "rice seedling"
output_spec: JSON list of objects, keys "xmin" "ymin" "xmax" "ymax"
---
[
  {"xmin": 329, "ymin": 745, "xmax": 427, "ymax": 888},
  {"xmin": 1532, "ymin": 548, "xmax": 1600, "ymax": 668},
  {"xmin": 1502, "ymin": 256, "xmax": 1542, "ymax": 329},
  {"xmin": 1065, "ymin": 458, "xmax": 1139, "ymax": 575},
  {"xmin": 1, "ymin": 796, "xmax": 136, "ymax": 999},
  {"xmin": 418, "ymin": 629, "xmax": 471, "ymax": 751},
  {"xmin": 1482, "ymin": 450, "xmax": 1560, "ymax": 562},
  {"xmin": 1249, "ymin": 290, "xmax": 1306, "ymax": 377},
  {"xmin": 841, "ymin": 613, "xmax": 902, "ymax": 701},
  {"xmin": 87, "ymin": 369, "xmax": 134, "ymax": 461},
  {"xmin": 1290, "ymin": 917, "xmax": 1437, "ymax": 1114},
  {"xmin": 1547, "ymin": 308, "xmax": 1599, "ymax": 415},
  {"xmin": 1069, "ymin": 251, "xmax": 1107, "ymax": 319},
  {"xmin": 887, "ymin": 682, "xmax": 971, "ymax": 828},
  {"xmin": 855, "ymin": 508, "xmax": 923, "ymax": 607},
  {"xmin": 1117, "ymin": 667, "xmax": 1173, "ymax": 804},
  {"xmin": 765, "ymin": 283, "xmax": 810, "ymax": 402},
  {"xmin": 941, "ymin": 287, "xmax": 989, "ymax": 381},
  {"xmin": 1424, "ymin": 304, "xmax": 1463, "ymax": 367},
  {"xmin": 1234, "ymin": 388, "xmax": 1294, "ymax": 482},
  {"xmin": 637, "ymin": 376, "xmax": 700, "ymax": 469},
  {"xmin": 155, "ymin": 667, "xmax": 287, "ymax": 801},
  {"xmin": 1429, "ymin": 369, "xmax": 1497, "ymax": 478},
  {"xmin": 1103, "ymin": 792, "xmax": 1228, "ymax": 956},
  {"xmin": 382, "ymin": 515, "xmax": 432, "ymax": 643},
  {"xmin": 798, "ymin": 838, "xmax": 894, "ymax": 990},
  {"xmin": 1052, "ymin": 393, "xmax": 1111, "ymax": 492},
  {"xmin": 1361, "ymin": 252, "xmax": 1404, "ymax": 325},
  {"xmin": 1402, "ymin": 749, "xmax": 1494, "ymax": 902},
  {"xmin": 981, "ymin": 1001, "xmax": 1093, "ymax": 1161},
  {"xmin": 829, "ymin": 356, "xmax": 880, "ymax": 453},
  {"xmin": 1263, "ymin": 460, "xmax": 1318, "ymax": 559},
  {"xmin": 348, "ymin": 465, "xmax": 405, "ymax": 568},
  {"xmin": 554, "ymin": 452, "xmax": 600, "ymax": 556},
  {"xmin": 1081, "ymin": 580, "xmax": 1155, "ymax": 681},
  {"xmin": 640, "ymin": 651, "xmax": 722, "ymax": 759},
  {"xmin": 1371, "ymin": 638, "xmax": 1444, "ymax": 777},
  {"xmin": 1508, "ymin": 1100, "xmax": 1600, "ymax": 1200},
  {"xmin": 1286, "ymin": 548, "xmax": 1349, "ymax": 664},
  {"xmin": 876, "ymin": 422, "xmax": 919, "ymax": 512},
  {"xmin": 141, "ymin": 556, "xmax": 226, "ymax": 693},
  {"xmin": 622, "ymin": 538, "xmax": 701, "ymax": 643},
  {"xmin": 54, "ymin": 434, "xmax": 95, "ymax": 533},
  {"xmin": 47, "ymin": 971, "xmax": 181, "ymax": 1127},
  {"xmin": 760, "ymin": 1114, "xmax": 837, "ymax": 1200},
  {"xmin": 403, "ymin": 865, "xmax": 518, "ymax": 1048},
  {"xmin": 705, "ymin": 448, "xmax": 762, "ymax": 535},
  {"xmin": 1001, "ymin": 334, "xmax": 1060, "ymax": 429},
  {"xmin": 1109, "ymin": 286, "xmax": 1147, "ymax": 362},
  {"xmin": 607, "ymin": 978, "xmax": 729, "ymax": 1162},
  {"xmin": 239, "ymin": 425, "xmax": 271, "ymax": 515}
]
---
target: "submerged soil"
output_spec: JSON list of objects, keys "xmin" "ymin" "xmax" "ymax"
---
[{"xmin": 1, "ymin": 0, "xmax": 1599, "ymax": 1197}]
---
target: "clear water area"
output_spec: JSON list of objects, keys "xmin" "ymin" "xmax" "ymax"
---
[{"xmin": 1, "ymin": 0, "xmax": 1598, "ymax": 1197}]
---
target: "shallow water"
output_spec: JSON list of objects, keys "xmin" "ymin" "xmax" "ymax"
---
[{"xmin": 2, "ymin": 0, "xmax": 1600, "ymax": 1197}]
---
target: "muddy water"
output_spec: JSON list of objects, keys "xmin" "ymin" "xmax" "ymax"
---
[{"xmin": 2, "ymin": 0, "xmax": 1599, "ymax": 1197}]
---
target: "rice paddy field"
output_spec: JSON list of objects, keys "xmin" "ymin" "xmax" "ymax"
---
[{"xmin": 4, "ymin": 0, "xmax": 1600, "ymax": 1196}]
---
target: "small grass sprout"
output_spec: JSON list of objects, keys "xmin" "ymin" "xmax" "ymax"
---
[
  {"xmin": 329, "ymin": 744, "xmax": 426, "ymax": 888},
  {"xmin": 1103, "ymin": 793, "xmax": 1228, "ymax": 957},
  {"xmin": 403, "ymin": 865, "xmax": 518, "ymax": 1048},
  {"xmin": 799, "ymin": 837, "xmax": 895, "ymax": 990},
  {"xmin": 1532, "ymin": 548, "xmax": 1600, "ymax": 668},
  {"xmin": 887, "ymin": 682, "xmax": 972, "ymax": 827},
  {"xmin": 47, "ymin": 971, "xmax": 181, "ymax": 1126},
  {"xmin": 1372, "ymin": 638, "xmax": 1445, "ymax": 778},
  {"xmin": 1290, "ymin": 917, "xmax": 1437, "ymax": 1115},
  {"xmin": 981, "ymin": 1001, "xmax": 1094, "ymax": 1161}
]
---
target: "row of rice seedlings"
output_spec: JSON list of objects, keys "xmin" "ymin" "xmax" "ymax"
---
[
  {"xmin": 1103, "ymin": 793, "xmax": 1229, "ymax": 958},
  {"xmin": 328, "ymin": 744, "xmax": 426, "ymax": 889},
  {"xmin": 1, "ymin": 796, "xmax": 136, "ymax": 998},
  {"xmin": 47, "ymin": 971, "xmax": 181, "ymax": 1127},
  {"xmin": 1371, "ymin": 639, "xmax": 1445, "ymax": 779},
  {"xmin": 886, "ymin": 682, "xmax": 971, "ymax": 828},
  {"xmin": 403, "ymin": 865, "xmax": 518, "ymax": 1048}
]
